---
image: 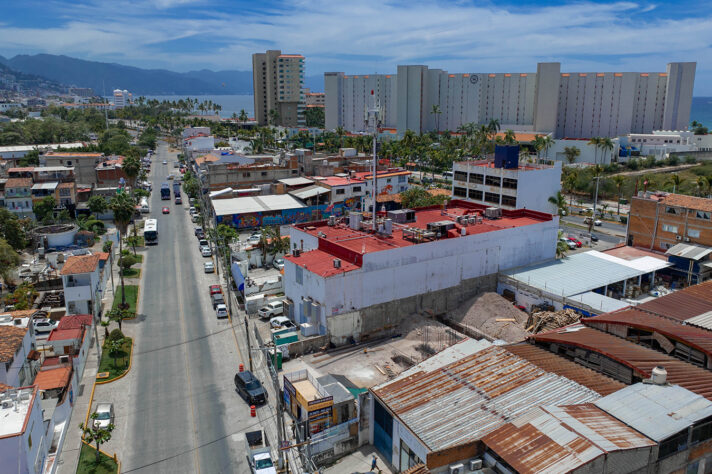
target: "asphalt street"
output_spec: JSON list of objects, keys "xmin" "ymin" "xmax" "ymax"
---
[{"xmin": 112, "ymin": 142, "xmax": 267, "ymax": 474}]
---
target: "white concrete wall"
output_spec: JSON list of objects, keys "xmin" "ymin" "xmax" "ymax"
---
[
  {"xmin": 1, "ymin": 330, "xmax": 35, "ymax": 387},
  {"xmin": 0, "ymin": 391, "xmax": 46, "ymax": 474},
  {"xmin": 516, "ymin": 162, "xmax": 562, "ymax": 213}
]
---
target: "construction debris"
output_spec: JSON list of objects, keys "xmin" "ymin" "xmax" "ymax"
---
[
  {"xmin": 446, "ymin": 292, "xmax": 530, "ymax": 342},
  {"xmin": 526, "ymin": 308, "xmax": 581, "ymax": 334}
]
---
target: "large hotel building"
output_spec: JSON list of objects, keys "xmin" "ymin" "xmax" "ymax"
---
[
  {"xmin": 325, "ymin": 62, "xmax": 696, "ymax": 139},
  {"xmin": 252, "ymin": 50, "xmax": 306, "ymax": 127}
]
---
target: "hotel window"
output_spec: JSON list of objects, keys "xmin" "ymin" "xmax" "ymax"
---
[
  {"xmin": 484, "ymin": 192, "xmax": 499, "ymax": 204},
  {"xmin": 453, "ymin": 187, "xmax": 467, "ymax": 198},
  {"xmin": 468, "ymin": 189, "xmax": 483, "ymax": 200},
  {"xmin": 501, "ymin": 195, "xmax": 517, "ymax": 207},
  {"xmin": 662, "ymin": 224, "xmax": 678, "ymax": 233},
  {"xmin": 502, "ymin": 178, "xmax": 518, "ymax": 189},
  {"xmin": 468, "ymin": 173, "xmax": 484, "ymax": 184},
  {"xmin": 335, "ymin": 189, "xmax": 345, "ymax": 195},
  {"xmin": 353, "ymin": 186, "xmax": 362, "ymax": 192},
  {"xmin": 454, "ymin": 171, "xmax": 467, "ymax": 182},
  {"xmin": 688, "ymin": 229, "xmax": 701, "ymax": 238},
  {"xmin": 485, "ymin": 176, "xmax": 501, "ymax": 187}
]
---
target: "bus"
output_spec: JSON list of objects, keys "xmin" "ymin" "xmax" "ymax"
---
[
  {"xmin": 144, "ymin": 218, "xmax": 158, "ymax": 245},
  {"xmin": 160, "ymin": 183, "xmax": 171, "ymax": 200}
]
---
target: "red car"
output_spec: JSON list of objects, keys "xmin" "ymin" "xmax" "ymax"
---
[
  {"xmin": 567, "ymin": 237, "xmax": 582, "ymax": 248},
  {"xmin": 162, "ymin": 207, "xmax": 170, "ymax": 214},
  {"xmin": 180, "ymin": 168, "xmax": 186, "ymax": 174},
  {"xmin": 209, "ymin": 284, "xmax": 222, "ymax": 295}
]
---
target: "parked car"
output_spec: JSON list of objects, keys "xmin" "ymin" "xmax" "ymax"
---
[
  {"xmin": 216, "ymin": 303, "xmax": 228, "ymax": 318},
  {"xmin": 175, "ymin": 196, "xmax": 182, "ymax": 204},
  {"xmin": 567, "ymin": 237, "xmax": 582, "ymax": 248},
  {"xmin": 560, "ymin": 237, "xmax": 576, "ymax": 250},
  {"xmin": 260, "ymin": 302, "xmax": 285, "ymax": 320},
  {"xmin": 209, "ymin": 284, "xmax": 222, "ymax": 295},
  {"xmin": 269, "ymin": 316, "xmax": 292, "ymax": 329},
  {"xmin": 273, "ymin": 258, "xmax": 284, "ymax": 271},
  {"xmin": 173, "ymin": 162, "xmax": 179, "ymax": 168},
  {"xmin": 167, "ymin": 175, "xmax": 174, "ymax": 180},
  {"xmin": 594, "ymin": 219, "xmax": 602, "ymax": 226},
  {"xmin": 195, "ymin": 227, "xmax": 204, "ymax": 236},
  {"xmin": 234, "ymin": 371, "xmax": 267, "ymax": 405},
  {"xmin": 199, "ymin": 239, "xmax": 209, "ymax": 248},
  {"xmin": 162, "ymin": 207, "xmax": 170, "ymax": 214},
  {"xmin": 201, "ymin": 246, "xmax": 212, "ymax": 257},
  {"xmin": 162, "ymin": 160, "xmax": 167, "ymax": 165},
  {"xmin": 191, "ymin": 215, "xmax": 199, "ymax": 223},
  {"xmin": 211, "ymin": 292, "xmax": 225, "ymax": 309},
  {"xmin": 196, "ymin": 230, "xmax": 205, "ymax": 239},
  {"xmin": 93, "ymin": 403, "xmax": 114, "ymax": 429},
  {"xmin": 590, "ymin": 233, "xmax": 599, "ymax": 242},
  {"xmin": 33, "ymin": 318, "xmax": 57, "ymax": 334},
  {"xmin": 204, "ymin": 261, "xmax": 215, "ymax": 273}
]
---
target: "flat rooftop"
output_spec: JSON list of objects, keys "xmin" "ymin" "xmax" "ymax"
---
[
  {"xmin": 212, "ymin": 194, "xmax": 305, "ymax": 217},
  {"xmin": 287, "ymin": 200, "xmax": 553, "ymax": 277},
  {"xmin": 454, "ymin": 158, "xmax": 553, "ymax": 171},
  {"xmin": 0, "ymin": 386, "xmax": 37, "ymax": 437}
]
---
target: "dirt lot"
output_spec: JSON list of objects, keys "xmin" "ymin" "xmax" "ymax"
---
[{"xmin": 445, "ymin": 292, "xmax": 530, "ymax": 343}]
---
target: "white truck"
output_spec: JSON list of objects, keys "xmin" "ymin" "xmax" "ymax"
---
[{"xmin": 245, "ymin": 429, "xmax": 277, "ymax": 474}]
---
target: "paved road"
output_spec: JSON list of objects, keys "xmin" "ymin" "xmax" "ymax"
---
[{"xmin": 116, "ymin": 142, "xmax": 263, "ymax": 473}]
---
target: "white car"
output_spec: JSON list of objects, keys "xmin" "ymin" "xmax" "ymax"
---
[
  {"xmin": 269, "ymin": 315, "xmax": 290, "ymax": 328},
  {"xmin": 167, "ymin": 175, "xmax": 174, "ymax": 180},
  {"xmin": 273, "ymin": 258, "xmax": 284, "ymax": 271},
  {"xmin": 93, "ymin": 403, "xmax": 114, "ymax": 429},
  {"xmin": 162, "ymin": 160, "xmax": 167, "ymax": 165},
  {"xmin": 261, "ymin": 302, "xmax": 284, "ymax": 320},
  {"xmin": 216, "ymin": 303, "xmax": 228, "ymax": 318},
  {"xmin": 560, "ymin": 237, "xmax": 576, "ymax": 250},
  {"xmin": 594, "ymin": 219, "xmax": 602, "ymax": 226},
  {"xmin": 33, "ymin": 318, "xmax": 57, "ymax": 334},
  {"xmin": 204, "ymin": 261, "xmax": 215, "ymax": 273},
  {"xmin": 201, "ymin": 246, "xmax": 212, "ymax": 257},
  {"xmin": 248, "ymin": 234, "xmax": 261, "ymax": 245}
]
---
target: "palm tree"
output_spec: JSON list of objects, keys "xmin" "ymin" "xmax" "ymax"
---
[
  {"xmin": 109, "ymin": 192, "xmax": 136, "ymax": 310},
  {"xmin": 268, "ymin": 109, "xmax": 280, "ymax": 126},
  {"xmin": 600, "ymin": 137, "xmax": 614, "ymax": 164},
  {"xmin": 502, "ymin": 129, "xmax": 517, "ymax": 145},
  {"xmin": 556, "ymin": 230, "xmax": 569, "ymax": 259},
  {"xmin": 612, "ymin": 175, "xmax": 627, "ymax": 215},
  {"xmin": 696, "ymin": 176, "xmax": 709, "ymax": 197},
  {"xmin": 667, "ymin": 173, "xmax": 683, "ymax": 193},
  {"xmin": 122, "ymin": 154, "xmax": 141, "ymax": 188},
  {"xmin": 533, "ymin": 135, "xmax": 546, "ymax": 163},
  {"xmin": 541, "ymin": 136, "xmax": 555, "ymax": 161},
  {"xmin": 563, "ymin": 146, "xmax": 581, "ymax": 164},
  {"xmin": 588, "ymin": 137, "xmax": 602, "ymax": 165},
  {"xmin": 431, "ymin": 105, "xmax": 442, "ymax": 133},
  {"xmin": 564, "ymin": 169, "xmax": 579, "ymax": 205},
  {"xmin": 591, "ymin": 164, "xmax": 604, "ymax": 216},
  {"xmin": 548, "ymin": 191, "xmax": 567, "ymax": 217},
  {"xmin": 239, "ymin": 109, "xmax": 248, "ymax": 129},
  {"xmin": 487, "ymin": 118, "xmax": 500, "ymax": 155}
]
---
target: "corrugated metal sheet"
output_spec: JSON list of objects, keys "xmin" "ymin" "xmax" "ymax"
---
[
  {"xmin": 372, "ymin": 345, "xmax": 600, "ymax": 452},
  {"xmin": 481, "ymin": 403, "xmax": 655, "ymax": 474},
  {"xmin": 637, "ymin": 280, "xmax": 712, "ymax": 321},
  {"xmin": 595, "ymin": 383, "xmax": 712, "ymax": 441},
  {"xmin": 686, "ymin": 311, "xmax": 712, "ymax": 331},
  {"xmin": 585, "ymin": 308, "xmax": 712, "ymax": 358},
  {"xmin": 505, "ymin": 344, "xmax": 625, "ymax": 396},
  {"xmin": 665, "ymin": 243, "xmax": 712, "ymax": 261},
  {"xmin": 502, "ymin": 251, "xmax": 670, "ymax": 297},
  {"xmin": 532, "ymin": 326, "xmax": 712, "ymax": 400}
]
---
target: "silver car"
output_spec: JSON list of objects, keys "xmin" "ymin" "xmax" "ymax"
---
[{"xmin": 94, "ymin": 403, "xmax": 114, "ymax": 429}]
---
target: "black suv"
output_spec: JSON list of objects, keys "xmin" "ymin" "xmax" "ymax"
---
[{"xmin": 235, "ymin": 371, "xmax": 267, "ymax": 405}]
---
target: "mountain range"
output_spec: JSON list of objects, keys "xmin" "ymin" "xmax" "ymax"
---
[{"xmin": 0, "ymin": 54, "xmax": 324, "ymax": 95}]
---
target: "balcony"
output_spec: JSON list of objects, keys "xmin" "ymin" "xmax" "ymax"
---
[{"xmin": 63, "ymin": 284, "xmax": 92, "ymax": 302}]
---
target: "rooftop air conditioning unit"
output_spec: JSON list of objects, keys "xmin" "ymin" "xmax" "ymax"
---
[
  {"xmin": 1, "ymin": 400, "xmax": 12, "ymax": 409},
  {"xmin": 293, "ymin": 249, "xmax": 301, "ymax": 257},
  {"xmin": 449, "ymin": 464, "xmax": 464, "ymax": 474},
  {"xmin": 59, "ymin": 355, "xmax": 70, "ymax": 364},
  {"xmin": 676, "ymin": 235, "xmax": 682, "ymax": 241},
  {"xmin": 469, "ymin": 459, "xmax": 483, "ymax": 471},
  {"xmin": 485, "ymin": 207, "xmax": 502, "ymax": 219}
]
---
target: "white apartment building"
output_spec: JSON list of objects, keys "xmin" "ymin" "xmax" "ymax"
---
[
  {"xmin": 324, "ymin": 72, "xmax": 397, "ymax": 131},
  {"xmin": 0, "ymin": 324, "xmax": 37, "ymax": 387},
  {"xmin": 113, "ymin": 89, "xmax": 129, "ymax": 108},
  {"xmin": 60, "ymin": 253, "xmax": 105, "ymax": 315},
  {"xmin": 325, "ymin": 61, "xmax": 696, "ymax": 139},
  {"xmin": 0, "ymin": 386, "xmax": 48, "ymax": 474},
  {"xmin": 252, "ymin": 50, "xmax": 305, "ymax": 127},
  {"xmin": 452, "ymin": 159, "xmax": 561, "ymax": 213}
]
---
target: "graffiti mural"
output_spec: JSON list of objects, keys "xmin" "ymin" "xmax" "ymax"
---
[{"xmin": 218, "ymin": 202, "xmax": 352, "ymax": 229}]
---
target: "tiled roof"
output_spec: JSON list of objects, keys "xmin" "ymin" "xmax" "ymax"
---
[
  {"xmin": 57, "ymin": 314, "xmax": 93, "ymax": 330},
  {"xmin": 33, "ymin": 367, "xmax": 72, "ymax": 390},
  {"xmin": 0, "ymin": 382, "xmax": 12, "ymax": 391},
  {"xmin": 60, "ymin": 254, "xmax": 101, "ymax": 275},
  {"xmin": 5, "ymin": 178, "xmax": 32, "ymax": 188},
  {"xmin": 47, "ymin": 328, "xmax": 83, "ymax": 342},
  {"xmin": 0, "ymin": 326, "xmax": 28, "ymax": 363},
  {"xmin": 660, "ymin": 193, "xmax": 712, "ymax": 212}
]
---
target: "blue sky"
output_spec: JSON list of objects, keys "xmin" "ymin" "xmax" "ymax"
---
[{"xmin": 1, "ymin": 0, "xmax": 710, "ymax": 94}]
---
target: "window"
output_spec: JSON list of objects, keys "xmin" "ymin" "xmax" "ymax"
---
[
  {"xmin": 335, "ymin": 189, "xmax": 345, "ymax": 195},
  {"xmin": 292, "ymin": 170, "xmax": 298, "ymax": 174},
  {"xmin": 295, "ymin": 266, "xmax": 303, "ymax": 285},
  {"xmin": 501, "ymin": 195, "xmax": 517, "ymax": 207},
  {"xmin": 242, "ymin": 172, "xmax": 251, "ymax": 177},
  {"xmin": 454, "ymin": 171, "xmax": 467, "ymax": 182},
  {"xmin": 484, "ymin": 192, "xmax": 499, "ymax": 204},
  {"xmin": 261, "ymin": 172, "xmax": 267, "ymax": 176},
  {"xmin": 688, "ymin": 229, "xmax": 701, "ymax": 238},
  {"xmin": 485, "ymin": 175, "xmax": 501, "ymax": 187},
  {"xmin": 696, "ymin": 210, "xmax": 711, "ymax": 220},
  {"xmin": 658, "ymin": 430, "xmax": 688, "ymax": 460},
  {"xmin": 692, "ymin": 418, "xmax": 712, "ymax": 445},
  {"xmin": 353, "ymin": 186, "xmax": 362, "ymax": 192},
  {"xmin": 469, "ymin": 189, "xmax": 483, "ymax": 200},
  {"xmin": 662, "ymin": 224, "xmax": 678, "ymax": 233},
  {"xmin": 398, "ymin": 175, "xmax": 406, "ymax": 183},
  {"xmin": 386, "ymin": 178, "xmax": 391, "ymax": 183},
  {"xmin": 469, "ymin": 173, "xmax": 484, "ymax": 184},
  {"xmin": 454, "ymin": 187, "xmax": 467, "ymax": 197},
  {"xmin": 502, "ymin": 178, "xmax": 518, "ymax": 189},
  {"xmin": 666, "ymin": 206, "xmax": 678, "ymax": 215}
]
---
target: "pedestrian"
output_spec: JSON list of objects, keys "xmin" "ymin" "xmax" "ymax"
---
[{"xmin": 370, "ymin": 454, "xmax": 378, "ymax": 472}]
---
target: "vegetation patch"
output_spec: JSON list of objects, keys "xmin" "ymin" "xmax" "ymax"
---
[
  {"xmin": 98, "ymin": 336, "xmax": 132, "ymax": 382},
  {"xmin": 77, "ymin": 444, "xmax": 118, "ymax": 474},
  {"xmin": 112, "ymin": 285, "xmax": 138, "ymax": 313}
]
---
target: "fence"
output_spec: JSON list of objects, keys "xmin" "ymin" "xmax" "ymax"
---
[{"xmin": 310, "ymin": 418, "xmax": 359, "ymax": 457}]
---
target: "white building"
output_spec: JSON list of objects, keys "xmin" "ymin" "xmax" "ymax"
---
[
  {"xmin": 182, "ymin": 126, "xmax": 211, "ymax": 139},
  {"xmin": 112, "ymin": 89, "xmax": 129, "ymax": 108},
  {"xmin": 452, "ymin": 154, "xmax": 561, "ymax": 213},
  {"xmin": 325, "ymin": 72, "xmax": 398, "ymax": 132},
  {"xmin": 60, "ymin": 253, "xmax": 105, "ymax": 315},
  {"xmin": 0, "ymin": 324, "xmax": 37, "ymax": 387},
  {"xmin": 326, "ymin": 61, "xmax": 696, "ymax": 139},
  {"xmin": 283, "ymin": 200, "xmax": 557, "ymax": 338},
  {"xmin": 0, "ymin": 102, "xmax": 22, "ymax": 112},
  {"xmin": 184, "ymin": 135, "xmax": 215, "ymax": 154},
  {"xmin": 0, "ymin": 386, "xmax": 48, "ymax": 474}
]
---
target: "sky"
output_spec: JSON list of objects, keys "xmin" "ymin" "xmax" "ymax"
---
[{"xmin": 0, "ymin": 0, "xmax": 710, "ymax": 94}]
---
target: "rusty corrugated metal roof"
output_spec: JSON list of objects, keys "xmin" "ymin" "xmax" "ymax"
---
[
  {"xmin": 481, "ymin": 404, "xmax": 655, "ymax": 474},
  {"xmin": 637, "ymin": 280, "xmax": 712, "ymax": 321},
  {"xmin": 532, "ymin": 326, "xmax": 712, "ymax": 400},
  {"xmin": 584, "ymin": 307, "xmax": 712, "ymax": 359},
  {"xmin": 505, "ymin": 344, "xmax": 625, "ymax": 396},
  {"xmin": 372, "ymin": 345, "xmax": 600, "ymax": 452}
]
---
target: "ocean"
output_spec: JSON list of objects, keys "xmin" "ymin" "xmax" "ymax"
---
[{"xmin": 140, "ymin": 94, "xmax": 712, "ymax": 128}]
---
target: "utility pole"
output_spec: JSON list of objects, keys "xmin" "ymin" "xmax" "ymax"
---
[
  {"xmin": 592, "ymin": 174, "xmax": 601, "ymax": 220},
  {"xmin": 245, "ymin": 316, "xmax": 253, "ymax": 372},
  {"xmin": 93, "ymin": 288, "xmax": 103, "ymax": 366}
]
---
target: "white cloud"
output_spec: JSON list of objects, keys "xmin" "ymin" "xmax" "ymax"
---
[{"xmin": 1, "ymin": 0, "xmax": 711, "ymax": 92}]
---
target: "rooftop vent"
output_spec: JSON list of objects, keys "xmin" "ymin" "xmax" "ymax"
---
[
  {"xmin": 333, "ymin": 258, "xmax": 341, "ymax": 269},
  {"xmin": 293, "ymin": 249, "xmax": 300, "ymax": 257},
  {"xmin": 651, "ymin": 366, "xmax": 667, "ymax": 385}
]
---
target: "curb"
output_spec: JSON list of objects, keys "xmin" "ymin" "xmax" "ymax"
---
[
  {"xmin": 84, "ymin": 381, "xmax": 97, "ymax": 427},
  {"xmin": 96, "ymin": 338, "xmax": 134, "ymax": 385},
  {"xmin": 80, "ymin": 440, "xmax": 121, "ymax": 473}
]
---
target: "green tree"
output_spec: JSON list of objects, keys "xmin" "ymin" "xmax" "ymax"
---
[
  {"xmin": 588, "ymin": 137, "xmax": 602, "ymax": 165},
  {"xmin": 548, "ymin": 191, "xmax": 567, "ymax": 217},
  {"xmin": 268, "ymin": 108, "xmax": 280, "ymax": 126},
  {"xmin": 563, "ymin": 170, "xmax": 579, "ymax": 205},
  {"xmin": 0, "ymin": 209, "xmax": 28, "ymax": 250},
  {"xmin": 108, "ymin": 337, "xmax": 125, "ymax": 368},
  {"xmin": 400, "ymin": 187, "xmax": 451, "ymax": 208},
  {"xmin": 122, "ymin": 155, "xmax": 141, "ymax": 187},
  {"xmin": 541, "ymin": 136, "xmax": 555, "ymax": 161},
  {"xmin": 612, "ymin": 175, "xmax": 627, "ymax": 215},
  {"xmin": 107, "ymin": 308, "xmax": 132, "ymax": 332},
  {"xmin": 238, "ymin": 109, "xmax": 248, "ymax": 127},
  {"xmin": 305, "ymin": 107, "xmax": 325, "ymax": 128},
  {"xmin": 556, "ymin": 230, "xmax": 569, "ymax": 259},
  {"xmin": 0, "ymin": 238, "xmax": 21, "ymax": 285},
  {"xmin": 6, "ymin": 282, "xmax": 37, "ymax": 310},
  {"xmin": 33, "ymin": 196, "xmax": 56, "ymax": 222},
  {"xmin": 87, "ymin": 196, "xmax": 109, "ymax": 215},
  {"xmin": 79, "ymin": 412, "xmax": 115, "ymax": 463},
  {"xmin": 600, "ymin": 137, "xmax": 615, "ymax": 164},
  {"xmin": 667, "ymin": 173, "xmax": 683, "ymax": 193},
  {"xmin": 696, "ymin": 176, "xmax": 710, "ymax": 197},
  {"xmin": 109, "ymin": 192, "xmax": 136, "ymax": 310},
  {"xmin": 120, "ymin": 252, "xmax": 139, "ymax": 272},
  {"xmin": 563, "ymin": 146, "xmax": 581, "ymax": 164},
  {"xmin": 431, "ymin": 105, "xmax": 442, "ymax": 132}
]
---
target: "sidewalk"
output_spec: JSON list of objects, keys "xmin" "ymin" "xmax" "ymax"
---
[{"xmin": 323, "ymin": 446, "xmax": 394, "ymax": 474}]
